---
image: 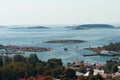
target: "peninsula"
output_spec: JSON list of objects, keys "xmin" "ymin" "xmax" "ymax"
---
[
  {"xmin": 0, "ymin": 45, "xmax": 52, "ymax": 55},
  {"xmin": 84, "ymin": 42, "xmax": 120, "ymax": 56}
]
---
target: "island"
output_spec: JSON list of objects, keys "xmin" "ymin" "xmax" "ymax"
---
[
  {"xmin": 45, "ymin": 40, "xmax": 86, "ymax": 43},
  {"xmin": 71, "ymin": 24, "xmax": 115, "ymax": 30},
  {"xmin": 65, "ymin": 26, "xmax": 76, "ymax": 28},
  {"xmin": 10, "ymin": 26, "xmax": 50, "ymax": 29},
  {"xmin": 27, "ymin": 26, "xmax": 50, "ymax": 29}
]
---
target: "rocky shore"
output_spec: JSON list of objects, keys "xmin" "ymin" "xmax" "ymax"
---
[
  {"xmin": 84, "ymin": 47, "xmax": 104, "ymax": 54},
  {"xmin": 6, "ymin": 45, "xmax": 52, "ymax": 52},
  {"xmin": 45, "ymin": 40, "xmax": 86, "ymax": 43},
  {"xmin": 84, "ymin": 47, "xmax": 120, "ymax": 56}
]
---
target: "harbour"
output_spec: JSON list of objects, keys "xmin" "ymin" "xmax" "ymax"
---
[{"xmin": 0, "ymin": 27, "xmax": 120, "ymax": 64}]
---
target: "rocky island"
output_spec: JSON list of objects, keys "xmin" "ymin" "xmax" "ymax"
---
[
  {"xmin": 45, "ymin": 40, "xmax": 86, "ymax": 43},
  {"xmin": 27, "ymin": 26, "xmax": 50, "ymax": 29},
  {"xmin": 10, "ymin": 26, "xmax": 50, "ymax": 29}
]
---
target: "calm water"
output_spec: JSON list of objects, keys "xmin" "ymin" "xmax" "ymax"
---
[{"xmin": 0, "ymin": 26, "xmax": 120, "ymax": 65}]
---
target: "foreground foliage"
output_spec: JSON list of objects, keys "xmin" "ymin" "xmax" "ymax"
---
[{"xmin": 0, "ymin": 54, "xmax": 118, "ymax": 80}]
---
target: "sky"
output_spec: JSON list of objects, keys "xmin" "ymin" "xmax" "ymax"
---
[{"xmin": 0, "ymin": 0, "xmax": 120, "ymax": 25}]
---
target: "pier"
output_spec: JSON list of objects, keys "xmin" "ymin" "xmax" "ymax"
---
[
  {"xmin": 83, "ymin": 53, "xmax": 118, "ymax": 57},
  {"xmin": 83, "ymin": 54, "xmax": 98, "ymax": 57}
]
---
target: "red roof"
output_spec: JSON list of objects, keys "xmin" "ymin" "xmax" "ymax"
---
[
  {"xmin": 19, "ymin": 76, "xmax": 45, "ymax": 80},
  {"xmin": 35, "ymin": 76, "xmax": 45, "ymax": 80}
]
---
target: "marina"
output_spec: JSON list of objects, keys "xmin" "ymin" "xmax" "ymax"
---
[{"xmin": 0, "ymin": 45, "xmax": 52, "ymax": 55}]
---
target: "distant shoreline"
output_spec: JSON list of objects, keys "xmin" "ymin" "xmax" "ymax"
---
[{"xmin": 65, "ymin": 24, "xmax": 115, "ymax": 30}]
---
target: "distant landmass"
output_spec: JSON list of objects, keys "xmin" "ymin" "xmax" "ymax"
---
[
  {"xmin": 10, "ymin": 26, "xmax": 50, "ymax": 29},
  {"xmin": 45, "ymin": 40, "xmax": 86, "ymax": 43},
  {"xmin": 66, "ymin": 24, "xmax": 115, "ymax": 30},
  {"xmin": 27, "ymin": 26, "xmax": 50, "ymax": 29}
]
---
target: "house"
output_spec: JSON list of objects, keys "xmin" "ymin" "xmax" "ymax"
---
[
  {"xmin": 76, "ymin": 71, "xmax": 84, "ymax": 76},
  {"xmin": 113, "ymin": 73, "xmax": 120, "ymax": 80},
  {"xmin": 84, "ymin": 69, "xmax": 104, "ymax": 77},
  {"xmin": 93, "ymin": 69, "xmax": 104, "ymax": 75}
]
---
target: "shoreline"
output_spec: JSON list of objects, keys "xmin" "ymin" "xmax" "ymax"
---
[
  {"xmin": 0, "ymin": 45, "xmax": 52, "ymax": 55},
  {"xmin": 84, "ymin": 47, "xmax": 120, "ymax": 56}
]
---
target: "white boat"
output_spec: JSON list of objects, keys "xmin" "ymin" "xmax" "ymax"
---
[{"xmin": 99, "ymin": 50, "xmax": 116, "ymax": 56}]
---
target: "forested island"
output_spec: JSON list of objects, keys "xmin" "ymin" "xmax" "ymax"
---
[
  {"xmin": 66, "ymin": 24, "xmax": 115, "ymax": 30},
  {"xmin": 45, "ymin": 40, "xmax": 86, "ymax": 43}
]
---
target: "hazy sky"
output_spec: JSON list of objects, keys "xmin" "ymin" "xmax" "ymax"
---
[{"xmin": 0, "ymin": 0, "xmax": 120, "ymax": 25}]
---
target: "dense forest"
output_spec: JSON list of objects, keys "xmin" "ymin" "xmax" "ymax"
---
[
  {"xmin": 0, "ymin": 54, "xmax": 105, "ymax": 80},
  {"xmin": 0, "ymin": 53, "xmax": 119, "ymax": 80},
  {"xmin": 0, "ymin": 54, "xmax": 77, "ymax": 80}
]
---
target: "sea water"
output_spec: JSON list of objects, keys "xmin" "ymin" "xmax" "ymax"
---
[{"xmin": 0, "ymin": 26, "xmax": 120, "ymax": 65}]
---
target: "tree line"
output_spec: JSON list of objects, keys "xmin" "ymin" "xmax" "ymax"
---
[
  {"xmin": 103, "ymin": 42, "xmax": 120, "ymax": 51},
  {"xmin": 0, "ymin": 54, "xmax": 78, "ymax": 80},
  {"xmin": 0, "ymin": 53, "xmax": 118, "ymax": 80}
]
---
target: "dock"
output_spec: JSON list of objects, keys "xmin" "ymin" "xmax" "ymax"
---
[
  {"xmin": 83, "ymin": 53, "xmax": 118, "ymax": 57},
  {"xmin": 83, "ymin": 54, "xmax": 98, "ymax": 57}
]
